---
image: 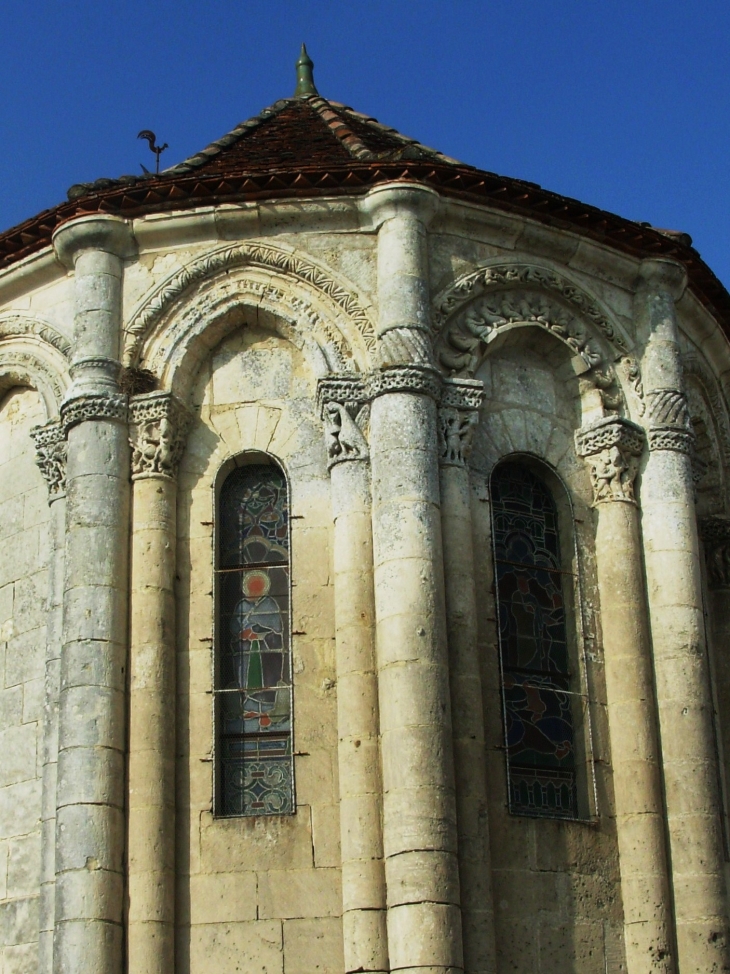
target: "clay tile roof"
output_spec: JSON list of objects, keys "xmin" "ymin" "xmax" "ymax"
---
[{"xmin": 1, "ymin": 89, "xmax": 729, "ymax": 340}]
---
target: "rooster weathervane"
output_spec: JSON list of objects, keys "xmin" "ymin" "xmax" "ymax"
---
[{"xmin": 137, "ymin": 130, "xmax": 168, "ymax": 174}]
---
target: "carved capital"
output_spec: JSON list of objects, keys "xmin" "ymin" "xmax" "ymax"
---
[
  {"xmin": 365, "ymin": 365, "xmax": 442, "ymax": 401},
  {"xmin": 699, "ymin": 517, "xmax": 730, "ymax": 589},
  {"xmin": 61, "ymin": 392, "xmax": 128, "ymax": 434},
  {"xmin": 30, "ymin": 421, "xmax": 67, "ymax": 500},
  {"xmin": 317, "ymin": 375, "xmax": 370, "ymax": 467},
  {"xmin": 438, "ymin": 378, "xmax": 483, "ymax": 468},
  {"xmin": 129, "ymin": 392, "xmax": 192, "ymax": 480},
  {"xmin": 575, "ymin": 417, "xmax": 645, "ymax": 505}
]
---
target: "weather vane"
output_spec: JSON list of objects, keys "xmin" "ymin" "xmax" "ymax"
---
[{"xmin": 137, "ymin": 130, "xmax": 168, "ymax": 174}]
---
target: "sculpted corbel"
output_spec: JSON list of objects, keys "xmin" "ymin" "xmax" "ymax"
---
[
  {"xmin": 575, "ymin": 417, "xmax": 646, "ymax": 504},
  {"xmin": 129, "ymin": 391, "xmax": 192, "ymax": 480}
]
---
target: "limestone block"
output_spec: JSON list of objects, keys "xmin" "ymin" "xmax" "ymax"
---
[
  {"xmin": 53, "ymin": 919, "xmax": 122, "ymax": 974},
  {"xmin": 57, "ymin": 746, "xmax": 124, "ymax": 808},
  {"xmin": 6, "ymin": 833, "xmax": 39, "ymax": 902},
  {"xmin": 386, "ymin": 849, "xmax": 461, "ymax": 908},
  {"xmin": 0, "ymin": 685, "xmax": 21, "ymax": 729},
  {"xmin": 382, "ymin": 787, "xmax": 458, "ymax": 856},
  {"xmin": 0, "ymin": 724, "xmax": 37, "ymax": 787},
  {"xmin": 0, "ymin": 894, "xmax": 39, "ymax": 946},
  {"xmin": 181, "ymin": 873, "xmax": 257, "ymax": 924},
  {"xmin": 387, "ymin": 902, "xmax": 462, "ymax": 969},
  {"xmin": 492, "ymin": 868, "xmax": 563, "ymax": 920},
  {"xmin": 21, "ymin": 677, "xmax": 43, "ymax": 725},
  {"xmin": 60, "ymin": 639, "xmax": 126, "ymax": 695},
  {"xmin": 57, "ymin": 684, "xmax": 125, "ymax": 751},
  {"xmin": 199, "ymin": 811, "xmax": 313, "ymax": 872},
  {"xmin": 378, "ymin": 661, "xmax": 452, "ymax": 731},
  {"xmin": 294, "ymin": 750, "xmax": 336, "ymax": 808},
  {"xmin": 187, "ymin": 919, "xmax": 283, "ymax": 974},
  {"xmin": 339, "ymin": 795, "xmax": 382, "ymax": 861},
  {"xmin": 55, "ymin": 868, "xmax": 123, "ymax": 921},
  {"xmin": 258, "ymin": 868, "xmax": 341, "ymax": 920},
  {"xmin": 4, "ymin": 939, "xmax": 38, "ymax": 974},
  {"xmin": 4, "ymin": 628, "xmax": 44, "ymax": 689},
  {"xmin": 311, "ymin": 804, "xmax": 341, "ymax": 869},
  {"xmin": 538, "ymin": 920, "xmax": 605, "ymax": 974},
  {"xmin": 282, "ymin": 917, "xmax": 344, "ymax": 974},
  {"xmin": 54, "ymin": 805, "xmax": 124, "ymax": 873},
  {"xmin": 0, "ymin": 496, "xmax": 23, "ymax": 541},
  {"xmin": 381, "ymin": 725, "xmax": 454, "ymax": 792},
  {"xmin": 0, "ymin": 780, "xmax": 41, "ymax": 841}
]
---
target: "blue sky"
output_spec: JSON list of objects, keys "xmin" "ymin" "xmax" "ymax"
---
[{"xmin": 2, "ymin": 1, "xmax": 728, "ymax": 283}]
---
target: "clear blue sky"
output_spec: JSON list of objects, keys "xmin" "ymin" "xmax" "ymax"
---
[{"xmin": 2, "ymin": 1, "xmax": 728, "ymax": 283}]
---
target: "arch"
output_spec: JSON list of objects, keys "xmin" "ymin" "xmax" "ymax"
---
[
  {"xmin": 125, "ymin": 242, "xmax": 377, "ymax": 381},
  {"xmin": 0, "ymin": 340, "xmax": 70, "ymax": 420},
  {"xmin": 0, "ymin": 313, "xmax": 72, "ymax": 359},
  {"xmin": 213, "ymin": 451, "xmax": 294, "ymax": 817},
  {"xmin": 489, "ymin": 455, "xmax": 585, "ymax": 819},
  {"xmin": 683, "ymin": 352, "xmax": 730, "ymax": 468},
  {"xmin": 432, "ymin": 261, "xmax": 635, "ymax": 416}
]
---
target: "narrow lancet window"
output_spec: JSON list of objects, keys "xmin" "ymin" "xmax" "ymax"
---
[
  {"xmin": 491, "ymin": 461, "xmax": 578, "ymax": 819},
  {"xmin": 216, "ymin": 460, "xmax": 293, "ymax": 816}
]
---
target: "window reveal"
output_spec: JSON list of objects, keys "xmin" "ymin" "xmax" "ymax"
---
[
  {"xmin": 491, "ymin": 462, "xmax": 578, "ymax": 819},
  {"xmin": 216, "ymin": 462, "xmax": 293, "ymax": 816}
]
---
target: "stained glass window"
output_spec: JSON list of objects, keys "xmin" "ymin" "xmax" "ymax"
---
[
  {"xmin": 215, "ymin": 461, "xmax": 293, "ymax": 816},
  {"xmin": 491, "ymin": 462, "xmax": 578, "ymax": 819}
]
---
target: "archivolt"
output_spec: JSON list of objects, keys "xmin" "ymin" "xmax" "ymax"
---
[
  {"xmin": 432, "ymin": 260, "xmax": 635, "ymax": 415},
  {"xmin": 0, "ymin": 341, "xmax": 70, "ymax": 419},
  {"xmin": 124, "ymin": 241, "xmax": 376, "ymax": 372},
  {"xmin": 683, "ymin": 352, "xmax": 730, "ymax": 467},
  {"xmin": 0, "ymin": 313, "xmax": 72, "ymax": 359}
]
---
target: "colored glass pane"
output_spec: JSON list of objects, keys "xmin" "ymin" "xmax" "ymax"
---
[
  {"xmin": 216, "ymin": 463, "xmax": 293, "ymax": 816},
  {"xmin": 491, "ymin": 462, "xmax": 577, "ymax": 819}
]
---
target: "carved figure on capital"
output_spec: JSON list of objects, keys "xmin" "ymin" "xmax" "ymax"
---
[
  {"xmin": 317, "ymin": 375, "xmax": 370, "ymax": 467},
  {"xmin": 700, "ymin": 517, "xmax": 730, "ymax": 588},
  {"xmin": 129, "ymin": 391, "xmax": 192, "ymax": 480},
  {"xmin": 438, "ymin": 378, "xmax": 483, "ymax": 467},
  {"xmin": 31, "ymin": 420, "xmax": 67, "ymax": 499},
  {"xmin": 575, "ymin": 418, "xmax": 645, "ymax": 505}
]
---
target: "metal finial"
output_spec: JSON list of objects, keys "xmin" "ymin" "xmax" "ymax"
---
[
  {"xmin": 137, "ymin": 130, "xmax": 168, "ymax": 174},
  {"xmin": 294, "ymin": 43, "xmax": 318, "ymax": 97}
]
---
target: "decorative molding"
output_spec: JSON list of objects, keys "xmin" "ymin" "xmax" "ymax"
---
[
  {"xmin": 61, "ymin": 393, "xmax": 128, "ymax": 433},
  {"xmin": 69, "ymin": 357, "xmax": 121, "ymax": 383},
  {"xmin": 129, "ymin": 391, "xmax": 192, "ymax": 480},
  {"xmin": 125, "ymin": 242, "xmax": 376, "ymax": 364},
  {"xmin": 699, "ymin": 517, "xmax": 730, "ymax": 588},
  {"xmin": 377, "ymin": 327, "xmax": 435, "ymax": 369},
  {"xmin": 645, "ymin": 388, "xmax": 691, "ymax": 427},
  {"xmin": 647, "ymin": 427, "xmax": 694, "ymax": 455},
  {"xmin": 365, "ymin": 365, "xmax": 442, "ymax": 401},
  {"xmin": 441, "ymin": 377, "xmax": 484, "ymax": 411},
  {"xmin": 30, "ymin": 420, "xmax": 67, "ymax": 499},
  {"xmin": 645, "ymin": 388, "xmax": 694, "ymax": 455},
  {"xmin": 0, "ymin": 314, "xmax": 72, "ymax": 359},
  {"xmin": 575, "ymin": 417, "xmax": 645, "ymax": 505}
]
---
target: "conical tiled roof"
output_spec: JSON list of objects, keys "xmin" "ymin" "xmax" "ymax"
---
[{"xmin": 1, "ymin": 69, "xmax": 729, "ymax": 336}]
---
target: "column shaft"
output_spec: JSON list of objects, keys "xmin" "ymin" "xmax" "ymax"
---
[
  {"xmin": 32, "ymin": 418, "xmax": 68, "ymax": 974},
  {"xmin": 440, "ymin": 459, "xmax": 496, "ymax": 974},
  {"xmin": 331, "ymin": 458, "xmax": 389, "ymax": 974},
  {"xmin": 638, "ymin": 259, "xmax": 730, "ymax": 969},
  {"xmin": 127, "ymin": 475, "xmax": 177, "ymax": 973},
  {"xmin": 52, "ymin": 216, "xmax": 135, "ymax": 974},
  {"xmin": 370, "ymin": 384, "xmax": 462, "ymax": 974}
]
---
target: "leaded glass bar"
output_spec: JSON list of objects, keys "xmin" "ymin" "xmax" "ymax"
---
[
  {"xmin": 215, "ymin": 462, "xmax": 293, "ymax": 816},
  {"xmin": 491, "ymin": 462, "xmax": 578, "ymax": 819}
]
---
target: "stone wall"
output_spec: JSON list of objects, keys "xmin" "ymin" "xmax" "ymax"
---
[
  {"xmin": 175, "ymin": 320, "xmax": 343, "ymax": 973},
  {"xmin": 0, "ymin": 388, "xmax": 50, "ymax": 973}
]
